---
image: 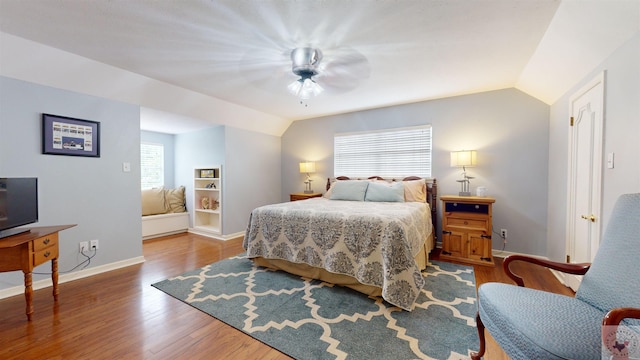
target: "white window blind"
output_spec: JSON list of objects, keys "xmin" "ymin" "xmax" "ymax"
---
[
  {"xmin": 141, "ymin": 142, "xmax": 164, "ymax": 189},
  {"xmin": 334, "ymin": 125, "xmax": 432, "ymax": 178}
]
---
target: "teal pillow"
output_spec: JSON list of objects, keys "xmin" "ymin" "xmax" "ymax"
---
[
  {"xmin": 365, "ymin": 181, "xmax": 405, "ymax": 202},
  {"xmin": 329, "ymin": 181, "xmax": 369, "ymax": 201}
]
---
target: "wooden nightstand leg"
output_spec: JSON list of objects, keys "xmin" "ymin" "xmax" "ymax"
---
[
  {"xmin": 24, "ymin": 271, "xmax": 33, "ymax": 321},
  {"xmin": 52, "ymin": 258, "xmax": 59, "ymax": 301}
]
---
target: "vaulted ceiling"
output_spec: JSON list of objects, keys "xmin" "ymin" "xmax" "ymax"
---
[{"xmin": 1, "ymin": 1, "xmax": 638, "ymax": 135}]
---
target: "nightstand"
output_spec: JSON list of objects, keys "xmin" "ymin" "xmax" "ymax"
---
[
  {"xmin": 440, "ymin": 195, "xmax": 495, "ymax": 266},
  {"xmin": 290, "ymin": 192, "xmax": 322, "ymax": 201}
]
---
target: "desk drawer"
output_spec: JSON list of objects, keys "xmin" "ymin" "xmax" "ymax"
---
[
  {"xmin": 33, "ymin": 233, "xmax": 58, "ymax": 251},
  {"xmin": 34, "ymin": 246, "xmax": 58, "ymax": 266}
]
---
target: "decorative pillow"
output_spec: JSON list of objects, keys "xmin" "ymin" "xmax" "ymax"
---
[
  {"xmin": 365, "ymin": 181, "xmax": 405, "ymax": 202},
  {"xmin": 165, "ymin": 186, "xmax": 187, "ymax": 213},
  {"xmin": 404, "ymin": 179, "xmax": 427, "ymax": 202},
  {"xmin": 141, "ymin": 187, "xmax": 168, "ymax": 215},
  {"xmin": 329, "ymin": 180, "xmax": 369, "ymax": 201},
  {"xmin": 323, "ymin": 186, "xmax": 333, "ymax": 199}
]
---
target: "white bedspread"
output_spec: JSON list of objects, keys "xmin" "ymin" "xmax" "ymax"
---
[{"xmin": 243, "ymin": 197, "xmax": 432, "ymax": 310}]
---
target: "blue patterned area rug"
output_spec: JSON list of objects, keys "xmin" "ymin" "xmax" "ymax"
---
[{"xmin": 152, "ymin": 254, "xmax": 478, "ymax": 360}]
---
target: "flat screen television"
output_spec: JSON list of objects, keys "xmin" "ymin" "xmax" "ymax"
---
[{"xmin": 0, "ymin": 177, "xmax": 39, "ymax": 239}]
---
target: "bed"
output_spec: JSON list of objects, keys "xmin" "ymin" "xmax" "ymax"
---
[{"xmin": 243, "ymin": 176, "xmax": 437, "ymax": 310}]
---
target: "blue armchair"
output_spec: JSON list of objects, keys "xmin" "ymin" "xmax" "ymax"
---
[{"xmin": 471, "ymin": 193, "xmax": 640, "ymax": 359}]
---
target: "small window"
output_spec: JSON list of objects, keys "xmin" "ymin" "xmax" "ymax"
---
[
  {"xmin": 141, "ymin": 142, "xmax": 164, "ymax": 189},
  {"xmin": 334, "ymin": 125, "xmax": 432, "ymax": 177}
]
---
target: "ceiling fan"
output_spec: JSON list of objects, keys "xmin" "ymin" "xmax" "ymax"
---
[{"xmin": 240, "ymin": 45, "xmax": 371, "ymax": 104}]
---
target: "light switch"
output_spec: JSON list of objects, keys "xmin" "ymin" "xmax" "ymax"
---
[
  {"xmin": 607, "ymin": 153, "xmax": 614, "ymax": 169},
  {"xmin": 122, "ymin": 162, "xmax": 131, "ymax": 172}
]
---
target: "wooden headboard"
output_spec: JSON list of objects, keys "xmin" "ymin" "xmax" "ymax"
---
[{"xmin": 325, "ymin": 176, "xmax": 438, "ymax": 242}]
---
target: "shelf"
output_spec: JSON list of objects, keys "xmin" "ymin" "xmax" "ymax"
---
[
  {"xmin": 195, "ymin": 208, "xmax": 220, "ymax": 214},
  {"xmin": 194, "ymin": 188, "xmax": 219, "ymax": 191}
]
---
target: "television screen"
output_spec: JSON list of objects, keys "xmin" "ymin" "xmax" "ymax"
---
[{"xmin": 0, "ymin": 177, "xmax": 39, "ymax": 238}]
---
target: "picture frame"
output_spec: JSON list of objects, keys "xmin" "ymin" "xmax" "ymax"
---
[
  {"xmin": 42, "ymin": 113, "xmax": 100, "ymax": 157},
  {"xmin": 200, "ymin": 169, "xmax": 215, "ymax": 178}
]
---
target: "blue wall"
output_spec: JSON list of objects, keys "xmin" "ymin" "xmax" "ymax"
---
[{"xmin": 0, "ymin": 76, "xmax": 142, "ymax": 290}]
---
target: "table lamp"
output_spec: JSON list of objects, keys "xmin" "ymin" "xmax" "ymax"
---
[
  {"xmin": 299, "ymin": 161, "xmax": 316, "ymax": 194},
  {"xmin": 450, "ymin": 150, "xmax": 477, "ymax": 196}
]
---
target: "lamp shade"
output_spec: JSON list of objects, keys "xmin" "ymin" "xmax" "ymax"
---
[
  {"xmin": 299, "ymin": 161, "xmax": 316, "ymax": 173},
  {"xmin": 450, "ymin": 150, "xmax": 477, "ymax": 167}
]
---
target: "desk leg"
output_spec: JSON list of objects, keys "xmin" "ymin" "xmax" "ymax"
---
[
  {"xmin": 24, "ymin": 271, "xmax": 33, "ymax": 321},
  {"xmin": 52, "ymin": 258, "xmax": 59, "ymax": 301}
]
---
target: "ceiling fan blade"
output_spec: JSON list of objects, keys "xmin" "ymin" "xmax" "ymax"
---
[
  {"xmin": 317, "ymin": 47, "xmax": 370, "ymax": 93},
  {"xmin": 237, "ymin": 47, "xmax": 294, "ymax": 94}
]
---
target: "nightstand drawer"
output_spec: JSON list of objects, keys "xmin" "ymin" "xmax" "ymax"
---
[{"xmin": 444, "ymin": 217, "xmax": 489, "ymax": 231}]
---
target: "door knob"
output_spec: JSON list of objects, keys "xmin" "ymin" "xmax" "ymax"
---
[{"xmin": 580, "ymin": 214, "xmax": 597, "ymax": 222}]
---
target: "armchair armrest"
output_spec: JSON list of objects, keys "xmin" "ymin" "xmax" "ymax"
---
[
  {"xmin": 602, "ymin": 307, "xmax": 640, "ymax": 352},
  {"xmin": 503, "ymin": 254, "xmax": 591, "ymax": 287},
  {"xmin": 603, "ymin": 307, "xmax": 640, "ymax": 327}
]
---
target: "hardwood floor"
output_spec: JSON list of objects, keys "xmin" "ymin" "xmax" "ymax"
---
[{"xmin": 0, "ymin": 233, "xmax": 574, "ymax": 359}]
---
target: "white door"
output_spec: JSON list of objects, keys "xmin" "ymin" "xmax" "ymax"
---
[{"xmin": 565, "ymin": 72, "xmax": 605, "ymax": 291}]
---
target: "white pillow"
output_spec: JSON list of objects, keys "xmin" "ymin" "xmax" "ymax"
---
[
  {"xmin": 329, "ymin": 180, "xmax": 369, "ymax": 201},
  {"xmin": 365, "ymin": 181, "xmax": 405, "ymax": 202}
]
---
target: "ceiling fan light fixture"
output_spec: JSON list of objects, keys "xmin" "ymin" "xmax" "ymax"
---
[
  {"xmin": 289, "ymin": 47, "xmax": 324, "ymax": 100},
  {"xmin": 288, "ymin": 74, "xmax": 324, "ymax": 100}
]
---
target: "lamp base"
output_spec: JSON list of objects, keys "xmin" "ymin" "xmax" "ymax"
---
[
  {"xmin": 304, "ymin": 190, "xmax": 314, "ymax": 194},
  {"xmin": 458, "ymin": 191, "xmax": 471, "ymax": 196}
]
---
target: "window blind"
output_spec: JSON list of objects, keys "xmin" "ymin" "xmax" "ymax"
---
[
  {"xmin": 334, "ymin": 125, "xmax": 432, "ymax": 178},
  {"xmin": 140, "ymin": 142, "xmax": 164, "ymax": 189}
]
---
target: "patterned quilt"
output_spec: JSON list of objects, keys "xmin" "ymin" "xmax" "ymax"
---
[{"xmin": 243, "ymin": 197, "xmax": 432, "ymax": 310}]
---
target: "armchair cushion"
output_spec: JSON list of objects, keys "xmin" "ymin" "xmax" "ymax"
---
[{"xmin": 478, "ymin": 283, "xmax": 604, "ymax": 359}]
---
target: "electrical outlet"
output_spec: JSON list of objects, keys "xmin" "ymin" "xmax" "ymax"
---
[
  {"xmin": 79, "ymin": 241, "xmax": 89, "ymax": 253},
  {"xmin": 501, "ymin": 229, "xmax": 507, "ymax": 240},
  {"xmin": 90, "ymin": 239, "xmax": 99, "ymax": 250}
]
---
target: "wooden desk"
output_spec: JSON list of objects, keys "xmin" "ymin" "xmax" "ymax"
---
[{"xmin": 0, "ymin": 224, "xmax": 76, "ymax": 320}]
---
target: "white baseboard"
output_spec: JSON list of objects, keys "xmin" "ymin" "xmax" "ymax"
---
[
  {"xmin": 0, "ymin": 256, "xmax": 146, "ymax": 300},
  {"xmin": 188, "ymin": 228, "xmax": 244, "ymax": 241}
]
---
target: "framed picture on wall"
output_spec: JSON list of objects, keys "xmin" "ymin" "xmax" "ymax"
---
[{"xmin": 42, "ymin": 113, "xmax": 101, "ymax": 157}]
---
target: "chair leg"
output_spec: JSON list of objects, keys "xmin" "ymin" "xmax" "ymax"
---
[{"xmin": 470, "ymin": 312, "xmax": 486, "ymax": 360}]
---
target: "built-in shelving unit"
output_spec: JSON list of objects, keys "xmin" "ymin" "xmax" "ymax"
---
[{"xmin": 191, "ymin": 166, "xmax": 221, "ymax": 237}]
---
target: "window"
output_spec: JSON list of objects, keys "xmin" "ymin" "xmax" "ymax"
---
[
  {"xmin": 141, "ymin": 142, "xmax": 164, "ymax": 189},
  {"xmin": 334, "ymin": 125, "xmax": 432, "ymax": 177}
]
